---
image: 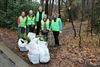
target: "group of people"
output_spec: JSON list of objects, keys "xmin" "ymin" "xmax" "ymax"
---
[{"xmin": 17, "ymin": 6, "xmax": 62, "ymax": 47}]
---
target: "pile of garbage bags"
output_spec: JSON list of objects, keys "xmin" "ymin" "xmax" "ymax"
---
[{"xmin": 18, "ymin": 32, "xmax": 50, "ymax": 64}]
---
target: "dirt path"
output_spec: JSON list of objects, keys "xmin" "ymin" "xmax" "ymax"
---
[
  {"xmin": 0, "ymin": 22, "xmax": 87, "ymax": 67},
  {"xmin": 48, "ymin": 22, "xmax": 100, "ymax": 67},
  {"xmin": 0, "ymin": 21, "xmax": 100, "ymax": 67}
]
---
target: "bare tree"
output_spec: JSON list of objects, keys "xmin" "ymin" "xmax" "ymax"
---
[
  {"xmin": 58, "ymin": 0, "xmax": 61, "ymax": 15},
  {"xmin": 49, "ymin": 0, "xmax": 52, "ymax": 15},
  {"xmin": 68, "ymin": 0, "xmax": 77, "ymax": 37},
  {"xmin": 86, "ymin": 0, "xmax": 90, "ymax": 36},
  {"xmin": 90, "ymin": 0, "xmax": 95, "ymax": 37},
  {"xmin": 78, "ymin": 0, "xmax": 85, "ymax": 48},
  {"xmin": 41, "ymin": 0, "xmax": 44, "ymax": 8},
  {"xmin": 62, "ymin": 0, "xmax": 77, "ymax": 37},
  {"xmin": 51, "ymin": 0, "xmax": 54, "ymax": 16},
  {"xmin": 45, "ymin": 0, "xmax": 49, "ymax": 15}
]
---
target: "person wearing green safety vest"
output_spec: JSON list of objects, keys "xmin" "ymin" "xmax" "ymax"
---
[
  {"xmin": 17, "ymin": 11, "xmax": 26, "ymax": 34},
  {"xmin": 41, "ymin": 14, "xmax": 50, "ymax": 41},
  {"xmin": 50, "ymin": 15, "xmax": 62, "ymax": 47},
  {"xmin": 26, "ymin": 10, "xmax": 35, "ymax": 33},
  {"xmin": 36, "ymin": 6, "xmax": 45, "ymax": 35}
]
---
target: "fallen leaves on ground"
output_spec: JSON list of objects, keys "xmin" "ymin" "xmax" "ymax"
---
[{"xmin": 0, "ymin": 27, "xmax": 100, "ymax": 67}]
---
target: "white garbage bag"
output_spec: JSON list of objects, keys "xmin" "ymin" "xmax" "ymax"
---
[
  {"xmin": 28, "ymin": 50, "xmax": 39, "ymax": 64},
  {"xmin": 26, "ymin": 38, "xmax": 50, "ymax": 64},
  {"xmin": 32, "ymin": 38, "xmax": 39, "ymax": 44},
  {"xmin": 27, "ymin": 32, "xmax": 36, "ymax": 40},
  {"xmin": 26, "ymin": 41, "xmax": 40, "ymax": 64},
  {"xmin": 18, "ymin": 38, "xmax": 28, "ymax": 51},
  {"xmin": 39, "ymin": 44, "xmax": 50, "ymax": 63},
  {"xmin": 38, "ymin": 41, "xmax": 48, "ymax": 46},
  {"xmin": 26, "ymin": 41, "xmax": 39, "ymax": 54}
]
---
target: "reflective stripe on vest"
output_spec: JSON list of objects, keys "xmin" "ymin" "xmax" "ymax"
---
[
  {"xmin": 19, "ymin": 16, "xmax": 26, "ymax": 27},
  {"xmin": 52, "ymin": 18, "xmax": 60, "ymax": 31},
  {"xmin": 41, "ymin": 19, "xmax": 50, "ymax": 31},
  {"xmin": 27, "ymin": 16, "xmax": 35, "ymax": 25}
]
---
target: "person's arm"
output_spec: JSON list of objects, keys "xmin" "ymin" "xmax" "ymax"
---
[
  {"xmin": 42, "ymin": 11, "xmax": 45, "ymax": 20},
  {"xmin": 40, "ymin": 20, "xmax": 43, "ymax": 31},
  {"xmin": 17, "ymin": 17, "xmax": 20, "ymax": 25},
  {"xmin": 50, "ymin": 22, "xmax": 52, "ymax": 30},
  {"xmin": 49, "ymin": 21, "xmax": 51, "ymax": 29},
  {"xmin": 32, "ymin": 16, "xmax": 35, "ymax": 25},
  {"xmin": 34, "ymin": 16, "xmax": 36, "ymax": 25},
  {"xmin": 59, "ymin": 18, "xmax": 62, "ymax": 32},
  {"xmin": 25, "ymin": 16, "xmax": 28, "ymax": 25}
]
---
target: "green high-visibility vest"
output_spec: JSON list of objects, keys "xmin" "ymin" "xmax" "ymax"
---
[
  {"xmin": 36, "ymin": 11, "xmax": 44, "ymax": 22},
  {"xmin": 51, "ymin": 18, "xmax": 60, "ymax": 31},
  {"xmin": 19, "ymin": 16, "xmax": 26, "ymax": 27},
  {"xmin": 41, "ymin": 19, "xmax": 50, "ymax": 31},
  {"xmin": 27, "ymin": 16, "xmax": 35, "ymax": 25}
]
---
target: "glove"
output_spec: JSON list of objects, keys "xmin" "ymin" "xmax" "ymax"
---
[
  {"xmin": 35, "ymin": 26, "xmax": 37, "ymax": 29},
  {"xmin": 24, "ymin": 26, "xmax": 26, "ymax": 28},
  {"xmin": 60, "ymin": 31, "xmax": 62, "ymax": 33}
]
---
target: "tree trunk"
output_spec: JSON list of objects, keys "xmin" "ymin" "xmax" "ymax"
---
[
  {"xmin": 68, "ymin": 8, "xmax": 77, "ymax": 37},
  {"xmin": 68, "ymin": 0, "xmax": 77, "ymax": 37},
  {"xmin": 86, "ymin": 0, "xmax": 93, "ymax": 37},
  {"xmin": 79, "ymin": 0, "xmax": 85, "ymax": 48},
  {"xmin": 51, "ymin": 0, "xmax": 54, "ymax": 16},
  {"xmin": 58, "ymin": 0, "xmax": 60, "ymax": 15},
  {"xmin": 86, "ymin": 0, "xmax": 90, "ymax": 36},
  {"xmin": 71, "ymin": 20, "xmax": 77, "ymax": 37},
  {"xmin": 90, "ymin": 0, "xmax": 95, "ymax": 38},
  {"xmin": 41, "ymin": 0, "xmax": 44, "ymax": 8},
  {"xmin": 45, "ymin": 0, "xmax": 48, "ymax": 15},
  {"xmin": 49, "ymin": 0, "xmax": 52, "ymax": 15}
]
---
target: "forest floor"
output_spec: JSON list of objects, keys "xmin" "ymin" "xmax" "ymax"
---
[{"xmin": 0, "ymin": 22, "xmax": 100, "ymax": 67}]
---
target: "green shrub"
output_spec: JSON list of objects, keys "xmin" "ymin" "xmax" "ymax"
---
[{"xmin": 0, "ymin": 1, "xmax": 40, "ymax": 29}]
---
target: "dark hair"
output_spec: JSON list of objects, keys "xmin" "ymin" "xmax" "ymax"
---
[
  {"xmin": 20, "ymin": 11, "xmax": 25, "ymax": 14},
  {"xmin": 59, "ymin": 14, "xmax": 61, "ymax": 18}
]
